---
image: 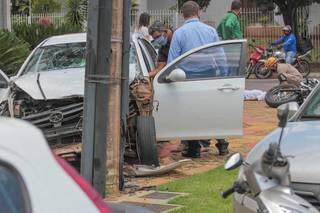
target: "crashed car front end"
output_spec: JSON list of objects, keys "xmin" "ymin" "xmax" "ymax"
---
[{"xmin": 1, "ymin": 84, "xmax": 83, "ymax": 145}]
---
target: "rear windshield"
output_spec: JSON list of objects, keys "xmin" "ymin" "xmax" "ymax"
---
[{"xmin": 23, "ymin": 42, "xmax": 86, "ymax": 73}]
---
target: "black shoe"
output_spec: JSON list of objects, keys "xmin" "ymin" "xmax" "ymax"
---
[{"xmin": 182, "ymin": 151, "xmax": 201, "ymax": 158}]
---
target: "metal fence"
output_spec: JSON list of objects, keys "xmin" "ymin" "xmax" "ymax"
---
[
  {"xmin": 11, "ymin": 12, "xmax": 66, "ymax": 26},
  {"xmin": 11, "ymin": 7, "xmax": 320, "ymax": 62}
]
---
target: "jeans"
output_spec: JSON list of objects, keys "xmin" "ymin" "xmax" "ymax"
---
[{"xmin": 285, "ymin": 51, "xmax": 296, "ymax": 64}]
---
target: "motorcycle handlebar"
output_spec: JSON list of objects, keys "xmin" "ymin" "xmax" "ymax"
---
[{"xmin": 221, "ymin": 186, "xmax": 235, "ymax": 199}]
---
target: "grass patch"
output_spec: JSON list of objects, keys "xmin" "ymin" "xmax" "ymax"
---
[{"xmin": 157, "ymin": 166, "xmax": 238, "ymax": 213}]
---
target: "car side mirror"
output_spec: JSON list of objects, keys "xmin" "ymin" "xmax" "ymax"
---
[
  {"xmin": 277, "ymin": 102, "xmax": 299, "ymax": 123},
  {"xmin": 165, "ymin": 68, "xmax": 186, "ymax": 83},
  {"xmin": 224, "ymin": 153, "xmax": 243, "ymax": 171},
  {"xmin": 0, "ymin": 69, "xmax": 9, "ymax": 89}
]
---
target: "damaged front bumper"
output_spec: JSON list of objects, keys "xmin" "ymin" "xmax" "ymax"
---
[{"xmin": 22, "ymin": 102, "xmax": 83, "ymax": 144}]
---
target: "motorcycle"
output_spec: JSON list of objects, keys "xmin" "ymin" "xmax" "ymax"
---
[
  {"xmin": 245, "ymin": 42, "xmax": 267, "ymax": 79},
  {"xmin": 265, "ymin": 78, "xmax": 318, "ymax": 108},
  {"xmin": 255, "ymin": 46, "xmax": 312, "ymax": 79},
  {"xmin": 221, "ymin": 106, "xmax": 319, "ymax": 213}
]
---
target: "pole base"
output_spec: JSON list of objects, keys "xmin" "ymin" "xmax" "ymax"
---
[{"xmin": 215, "ymin": 139, "xmax": 229, "ymax": 156}]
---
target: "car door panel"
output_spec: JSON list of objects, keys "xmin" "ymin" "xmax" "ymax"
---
[{"xmin": 153, "ymin": 40, "xmax": 247, "ymax": 141}]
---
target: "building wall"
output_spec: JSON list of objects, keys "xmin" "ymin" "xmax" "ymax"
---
[{"xmin": 201, "ymin": 0, "xmax": 233, "ymax": 27}]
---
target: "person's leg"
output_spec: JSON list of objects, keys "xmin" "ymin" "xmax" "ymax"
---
[
  {"xmin": 182, "ymin": 140, "xmax": 201, "ymax": 158},
  {"xmin": 285, "ymin": 51, "xmax": 296, "ymax": 64},
  {"xmin": 215, "ymin": 139, "xmax": 229, "ymax": 155}
]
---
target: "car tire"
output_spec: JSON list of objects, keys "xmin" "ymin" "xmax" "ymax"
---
[
  {"xmin": 265, "ymin": 84, "xmax": 299, "ymax": 108},
  {"xmin": 136, "ymin": 116, "xmax": 159, "ymax": 167}
]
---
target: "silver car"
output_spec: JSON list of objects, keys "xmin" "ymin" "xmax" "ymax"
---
[{"xmin": 234, "ymin": 83, "xmax": 320, "ymax": 212}]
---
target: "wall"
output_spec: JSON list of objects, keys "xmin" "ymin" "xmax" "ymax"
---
[
  {"xmin": 0, "ymin": 0, "xmax": 11, "ymax": 30},
  {"xmin": 201, "ymin": 0, "xmax": 233, "ymax": 27}
]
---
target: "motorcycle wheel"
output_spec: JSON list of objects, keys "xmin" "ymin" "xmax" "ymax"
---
[
  {"xmin": 254, "ymin": 62, "xmax": 272, "ymax": 79},
  {"xmin": 265, "ymin": 84, "xmax": 299, "ymax": 108},
  {"xmin": 245, "ymin": 63, "xmax": 253, "ymax": 79},
  {"xmin": 296, "ymin": 59, "xmax": 310, "ymax": 78}
]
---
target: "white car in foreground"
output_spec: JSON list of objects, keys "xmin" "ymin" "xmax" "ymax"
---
[
  {"xmin": 0, "ymin": 33, "xmax": 247, "ymax": 166},
  {"xmin": 0, "ymin": 118, "xmax": 111, "ymax": 213}
]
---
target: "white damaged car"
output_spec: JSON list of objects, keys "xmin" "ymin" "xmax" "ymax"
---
[{"xmin": 0, "ymin": 33, "xmax": 247, "ymax": 166}]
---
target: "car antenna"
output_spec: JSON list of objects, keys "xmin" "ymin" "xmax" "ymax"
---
[{"xmin": 37, "ymin": 73, "xmax": 47, "ymax": 101}]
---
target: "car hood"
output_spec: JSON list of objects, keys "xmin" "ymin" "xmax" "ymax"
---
[
  {"xmin": 14, "ymin": 65, "xmax": 138, "ymax": 100},
  {"xmin": 14, "ymin": 68, "xmax": 85, "ymax": 100},
  {"xmin": 247, "ymin": 121, "xmax": 320, "ymax": 184}
]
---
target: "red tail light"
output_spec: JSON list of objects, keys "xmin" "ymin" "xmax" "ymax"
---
[{"xmin": 54, "ymin": 155, "xmax": 111, "ymax": 213}]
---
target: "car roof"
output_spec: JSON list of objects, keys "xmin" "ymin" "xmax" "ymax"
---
[{"xmin": 42, "ymin": 33, "xmax": 87, "ymax": 46}]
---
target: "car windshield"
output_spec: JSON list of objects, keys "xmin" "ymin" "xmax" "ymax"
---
[
  {"xmin": 301, "ymin": 87, "xmax": 320, "ymax": 119},
  {"xmin": 23, "ymin": 42, "xmax": 86, "ymax": 73}
]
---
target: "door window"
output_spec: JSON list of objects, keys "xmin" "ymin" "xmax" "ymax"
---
[
  {"xmin": 0, "ymin": 163, "xmax": 30, "ymax": 213},
  {"xmin": 158, "ymin": 43, "xmax": 244, "ymax": 83},
  {"xmin": 138, "ymin": 38, "xmax": 157, "ymax": 73}
]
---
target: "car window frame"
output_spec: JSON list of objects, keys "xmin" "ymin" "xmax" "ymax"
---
[
  {"xmin": 156, "ymin": 39, "xmax": 247, "ymax": 84},
  {"xmin": 291, "ymin": 83, "xmax": 320, "ymax": 121},
  {"xmin": 0, "ymin": 161, "xmax": 32, "ymax": 213},
  {"xmin": 138, "ymin": 38, "xmax": 157, "ymax": 73}
]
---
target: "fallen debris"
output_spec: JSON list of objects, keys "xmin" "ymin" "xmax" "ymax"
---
[{"xmin": 128, "ymin": 159, "xmax": 192, "ymax": 177}]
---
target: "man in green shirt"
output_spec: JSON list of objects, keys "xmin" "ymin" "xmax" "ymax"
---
[{"xmin": 217, "ymin": 0, "xmax": 243, "ymax": 40}]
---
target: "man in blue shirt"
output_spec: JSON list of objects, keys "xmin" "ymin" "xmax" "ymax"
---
[
  {"xmin": 168, "ymin": 1, "xmax": 226, "ymax": 158},
  {"xmin": 167, "ymin": 2, "xmax": 220, "ymax": 63},
  {"xmin": 272, "ymin": 25, "xmax": 297, "ymax": 64}
]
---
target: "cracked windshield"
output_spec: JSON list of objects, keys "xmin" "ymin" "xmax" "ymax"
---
[{"xmin": 23, "ymin": 43, "xmax": 86, "ymax": 73}]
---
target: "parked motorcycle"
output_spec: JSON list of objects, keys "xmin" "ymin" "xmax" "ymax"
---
[
  {"xmin": 255, "ymin": 46, "xmax": 312, "ymax": 79},
  {"xmin": 265, "ymin": 78, "xmax": 318, "ymax": 108},
  {"xmin": 245, "ymin": 42, "xmax": 267, "ymax": 79},
  {"xmin": 221, "ymin": 106, "xmax": 319, "ymax": 213}
]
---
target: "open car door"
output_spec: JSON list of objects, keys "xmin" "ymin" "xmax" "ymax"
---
[{"xmin": 152, "ymin": 40, "xmax": 247, "ymax": 141}]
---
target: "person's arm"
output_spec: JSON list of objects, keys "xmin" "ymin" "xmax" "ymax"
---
[
  {"xmin": 272, "ymin": 36, "xmax": 285, "ymax": 45},
  {"xmin": 282, "ymin": 35, "xmax": 295, "ymax": 47},
  {"xmin": 149, "ymin": 62, "xmax": 166, "ymax": 78},
  {"xmin": 167, "ymin": 32, "xmax": 182, "ymax": 64},
  {"xmin": 233, "ymin": 19, "xmax": 243, "ymax": 39}
]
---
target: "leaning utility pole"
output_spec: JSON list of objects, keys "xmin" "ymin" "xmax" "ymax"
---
[
  {"xmin": 105, "ymin": 0, "xmax": 124, "ymax": 195},
  {"xmin": 0, "ymin": 0, "xmax": 11, "ymax": 30},
  {"xmin": 81, "ymin": 0, "xmax": 113, "ymax": 196}
]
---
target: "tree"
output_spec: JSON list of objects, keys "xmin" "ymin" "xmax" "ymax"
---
[
  {"xmin": 255, "ymin": 0, "xmax": 320, "ymax": 34},
  {"xmin": 0, "ymin": 30, "xmax": 30, "ymax": 75},
  {"xmin": 65, "ymin": 0, "xmax": 87, "ymax": 28},
  {"xmin": 11, "ymin": 0, "xmax": 61, "ymax": 14},
  {"xmin": 178, "ymin": 0, "xmax": 212, "ymax": 10}
]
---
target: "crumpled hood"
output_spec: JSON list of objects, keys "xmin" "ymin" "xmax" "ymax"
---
[
  {"xmin": 247, "ymin": 121, "xmax": 320, "ymax": 184},
  {"xmin": 14, "ymin": 68, "xmax": 84, "ymax": 100}
]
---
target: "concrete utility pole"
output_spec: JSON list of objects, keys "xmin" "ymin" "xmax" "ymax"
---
[
  {"xmin": 106, "ymin": 0, "xmax": 124, "ymax": 195},
  {"xmin": 82, "ymin": 0, "xmax": 129, "ymax": 196},
  {"xmin": 81, "ymin": 0, "xmax": 113, "ymax": 196},
  {"xmin": 0, "ymin": 0, "xmax": 11, "ymax": 30}
]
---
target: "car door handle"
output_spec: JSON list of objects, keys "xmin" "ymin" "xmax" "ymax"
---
[{"xmin": 218, "ymin": 86, "xmax": 240, "ymax": 91}]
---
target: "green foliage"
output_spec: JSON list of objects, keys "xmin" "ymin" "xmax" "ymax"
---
[
  {"xmin": 11, "ymin": 0, "xmax": 62, "ymax": 14},
  {"xmin": 32, "ymin": 0, "xmax": 61, "ymax": 13},
  {"xmin": 65, "ymin": 0, "xmax": 87, "ymax": 28},
  {"xmin": 158, "ymin": 166, "xmax": 238, "ymax": 212},
  {"xmin": 178, "ymin": 0, "xmax": 212, "ymax": 10},
  {"xmin": 0, "ymin": 30, "xmax": 30, "ymax": 75},
  {"xmin": 13, "ymin": 23, "xmax": 83, "ymax": 49}
]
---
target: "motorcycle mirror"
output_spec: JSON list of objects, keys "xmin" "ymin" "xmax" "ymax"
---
[
  {"xmin": 224, "ymin": 153, "xmax": 243, "ymax": 171},
  {"xmin": 277, "ymin": 104, "xmax": 289, "ymax": 128}
]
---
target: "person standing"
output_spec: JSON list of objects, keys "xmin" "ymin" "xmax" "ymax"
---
[
  {"xmin": 217, "ymin": 0, "xmax": 243, "ymax": 40},
  {"xmin": 148, "ymin": 21, "xmax": 174, "ymax": 78},
  {"xmin": 135, "ymin": 12, "xmax": 152, "ymax": 41},
  {"xmin": 271, "ymin": 25, "xmax": 297, "ymax": 64},
  {"xmin": 167, "ymin": 1, "xmax": 220, "ymax": 158}
]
